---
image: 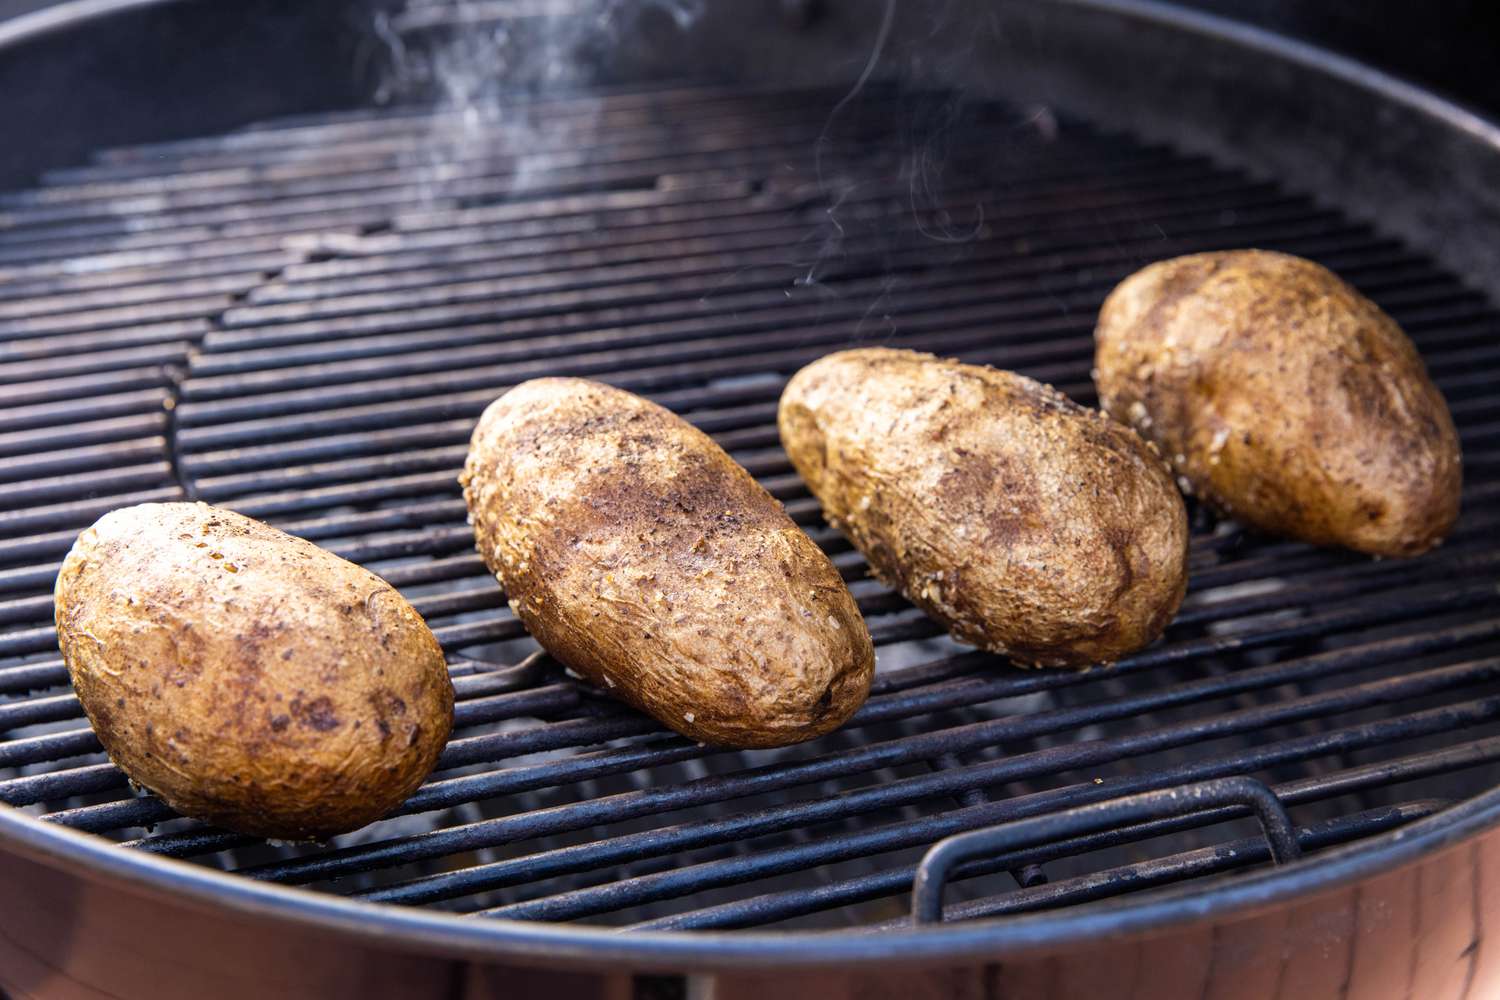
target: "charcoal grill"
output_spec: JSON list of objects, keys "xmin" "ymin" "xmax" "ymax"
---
[{"xmin": 4, "ymin": 1, "xmax": 1500, "ymax": 997}]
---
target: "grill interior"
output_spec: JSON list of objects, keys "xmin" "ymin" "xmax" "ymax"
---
[{"xmin": 2, "ymin": 80, "xmax": 1500, "ymax": 932}]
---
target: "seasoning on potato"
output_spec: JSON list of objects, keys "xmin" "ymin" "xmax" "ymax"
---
[
  {"xmin": 1094, "ymin": 250, "xmax": 1462, "ymax": 557},
  {"xmin": 54, "ymin": 502, "xmax": 454, "ymax": 841},
  {"xmin": 779, "ymin": 348, "xmax": 1189, "ymax": 668},
  {"xmin": 461, "ymin": 377, "xmax": 874, "ymax": 749}
]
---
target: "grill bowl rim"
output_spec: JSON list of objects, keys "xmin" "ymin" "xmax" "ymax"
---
[
  {"xmin": 3, "ymin": 0, "xmax": 1500, "ymax": 968},
  {"xmin": 1, "ymin": 784, "xmax": 1497, "ymax": 968}
]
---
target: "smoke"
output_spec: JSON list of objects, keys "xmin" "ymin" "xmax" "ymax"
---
[
  {"xmin": 376, "ymin": 0, "xmax": 704, "ymax": 101},
  {"xmin": 370, "ymin": 0, "xmax": 705, "ymax": 201},
  {"xmin": 800, "ymin": 0, "xmax": 994, "ymax": 307},
  {"xmin": 363, "ymin": 0, "xmax": 1034, "ymax": 328}
]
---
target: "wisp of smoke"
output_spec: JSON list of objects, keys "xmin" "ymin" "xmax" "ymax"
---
[{"xmin": 372, "ymin": 0, "xmax": 705, "ymax": 203}]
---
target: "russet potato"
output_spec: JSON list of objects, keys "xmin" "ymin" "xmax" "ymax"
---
[
  {"xmin": 461, "ymin": 378, "xmax": 874, "ymax": 748},
  {"xmin": 779, "ymin": 348, "xmax": 1189, "ymax": 668},
  {"xmin": 1095, "ymin": 250, "xmax": 1461, "ymax": 556},
  {"xmin": 54, "ymin": 502, "xmax": 454, "ymax": 840}
]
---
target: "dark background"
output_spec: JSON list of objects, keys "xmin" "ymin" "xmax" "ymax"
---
[
  {"xmin": 0, "ymin": 0, "xmax": 1498, "ymax": 190},
  {"xmin": 1181, "ymin": 0, "xmax": 1500, "ymax": 117},
  {"xmin": 0, "ymin": 1, "xmax": 1496, "ymax": 115}
]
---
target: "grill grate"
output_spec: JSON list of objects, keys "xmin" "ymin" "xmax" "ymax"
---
[{"xmin": 2, "ymin": 82, "xmax": 1499, "ymax": 930}]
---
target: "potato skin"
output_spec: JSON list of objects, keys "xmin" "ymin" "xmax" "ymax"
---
[
  {"xmin": 1094, "ymin": 250, "xmax": 1461, "ymax": 557},
  {"xmin": 461, "ymin": 377, "xmax": 874, "ymax": 749},
  {"xmin": 779, "ymin": 348, "xmax": 1189, "ymax": 668},
  {"xmin": 54, "ymin": 502, "xmax": 454, "ymax": 841}
]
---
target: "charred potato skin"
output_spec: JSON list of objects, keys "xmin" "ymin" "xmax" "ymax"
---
[
  {"xmin": 54, "ymin": 503, "xmax": 454, "ymax": 841},
  {"xmin": 461, "ymin": 377, "xmax": 874, "ymax": 749},
  {"xmin": 779, "ymin": 348, "xmax": 1189, "ymax": 668},
  {"xmin": 1094, "ymin": 250, "xmax": 1461, "ymax": 557}
]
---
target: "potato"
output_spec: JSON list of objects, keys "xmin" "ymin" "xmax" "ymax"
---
[
  {"xmin": 779, "ymin": 348, "xmax": 1189, "ymax": 668},
  {"xmin": 1094, "ymin": 250, "xmax": 1461, "ymax": 556},
  {"xmin": 461, "ymin": 377, "xmax": 874, "ymax": 748},
  {"xmin": 54, "ymin": 502, "xmax": 454, "ymax": 840}
]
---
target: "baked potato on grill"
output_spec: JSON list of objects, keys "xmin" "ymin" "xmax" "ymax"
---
[
  {"xmin": 1094, "ymin": 250, "xmax": 1461, "ymax": 556},
  {"xmin": 779, "ymin": 348, "xmax": 1189, "ymax": 667},
  {"xmin": 462, "ymin": 377, "xmax": 874, "ymax": 748},
  {"xmin": 55, "ymin": 502, "xmax": 454, "ymax": 840}
]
